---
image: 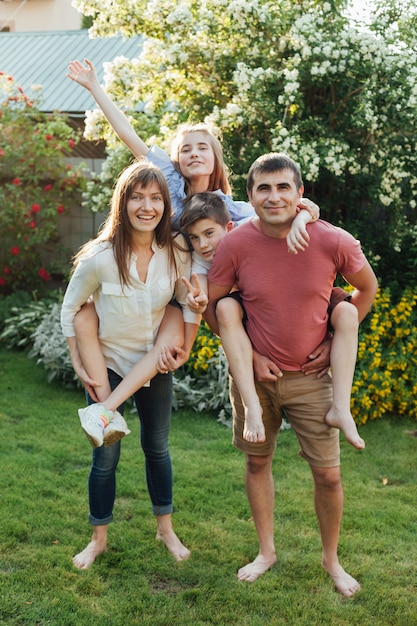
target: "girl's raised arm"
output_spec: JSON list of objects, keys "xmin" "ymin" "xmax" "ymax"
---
[{"xmin": 67, "ymin": 58, "xmax": 148, "ymax": 158}]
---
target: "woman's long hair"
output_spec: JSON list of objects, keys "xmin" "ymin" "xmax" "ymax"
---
[
  {"xmin": 72, "ymin": 160, "xmax": 181, "ymax": 286},
  {"xmin": 170, "ymin": 122, "xmax": 232, "ymax": 196}
]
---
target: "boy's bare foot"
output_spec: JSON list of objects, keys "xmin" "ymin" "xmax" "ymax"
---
[
  {"xmin": 156, "ymin": 528, "xmax": 190, "ymax": 561},
  {"xmin": 237, "ymin": 553, "xmax": 277, "ymax": 582},
  {"xmin": 323, "ymin": 561, "xmax": 361, "ymax": 597},
  {"xmin": 243, "ymin": 405, "xmax": 265, "ymax": 443},
  {"xmin": 325, "ymin": 406, "xmax": 365, "ymax": 450},
  {"xmin": 72, "ymin": 538, "xmax": 107, "ymax": 570}
]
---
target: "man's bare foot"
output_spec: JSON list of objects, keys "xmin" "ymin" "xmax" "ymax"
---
[
  {"xmin": 72, "ymin": 538, "xmax": 107, "ymax": 570},
  {"xmin": 237, "ymin": 553, "xmax": 277, "ymax": 582},
  {"xmin": 156, "ymin": 528, "xmax": 190, "ymax": 561},
  {"xmin": 325, "ymin": 406, "xmax": 365, "ymax": 450},
  {"xmin": 323, "ymin": 561, "xmax": 361, "ymax": 597},
  {"xmin": 243, "ymin": 405, "xmax": 265, "ymax": 443}
]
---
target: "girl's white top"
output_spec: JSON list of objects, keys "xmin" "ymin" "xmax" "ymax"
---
[
  {"xmin": 147, "ymin": 145, "xmax": 254, "ymax": 229},
  {"xmin": 61, "ymin": 236, "xmax": 200, "ymax": 378}
]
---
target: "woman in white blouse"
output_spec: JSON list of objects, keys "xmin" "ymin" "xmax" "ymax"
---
[{"xmin": 61, "ymin": 160, "xmax": 200, "ymax": 569}]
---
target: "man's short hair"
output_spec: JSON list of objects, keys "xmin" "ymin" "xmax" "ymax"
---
[
  {"xmin": 180, "ymin": 192, "xmax": 231, "ymax": 233},
  {"xmin": 247, "ymin": 152, "xmax": 303, "ymax": 193}
]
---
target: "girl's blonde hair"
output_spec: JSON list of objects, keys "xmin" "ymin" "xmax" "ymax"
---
[
  {"xmin": 170, "ymin": 122, "xmax": 232, "ymax": 196},
  {"xmin": 73, "ymin": 160, "xmax": 180, "ymax": 286}
]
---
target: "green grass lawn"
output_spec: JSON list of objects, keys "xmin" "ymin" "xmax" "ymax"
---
[{"xmin": 1, "ymin": 348, "xmax": 417, "ymax": 626}]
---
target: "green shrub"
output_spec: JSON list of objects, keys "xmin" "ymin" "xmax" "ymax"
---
[
  {"xmin": 0, "ymin": 291, "xmax": 33, "ymax": 333},
  {"xmin": 28, "ymin": 303, "xmax": 77, "ymax": 386}
]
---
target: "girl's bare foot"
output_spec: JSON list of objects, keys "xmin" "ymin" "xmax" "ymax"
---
[
  {"xmin": 325, "ymin": 406, "xmax": 365, "ymax": 450},
  {"xmin": 156, "ymin": 514, "xmax": 190, "ymax": 561},
  {"xmin": 323, "ymin": 560, "xmax": 361, "ymax": 597},
  {"xmin": 237, "ymin": 553, "xmax": 277, "ymax": 582},
  {"xmin": 243, "ymin": 405, "xmax": 265, "ymax": 443}
]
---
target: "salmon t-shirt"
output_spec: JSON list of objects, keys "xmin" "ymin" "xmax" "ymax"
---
[{"xmin": 208, "ymin": 219, "xmax": 365, "ymax": 370}]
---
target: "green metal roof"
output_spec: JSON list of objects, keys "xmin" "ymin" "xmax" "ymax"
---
[{"xmin": 0, "ymin": 30, "xmax": 142, "ymax": 113}]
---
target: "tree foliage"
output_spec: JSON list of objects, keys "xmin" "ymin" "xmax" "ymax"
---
[{"xmin": 73, "ymin": 0, "xmax": 417, "ymax": 293}]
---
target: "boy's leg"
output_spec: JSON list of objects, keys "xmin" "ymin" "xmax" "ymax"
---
[
  {"xmin": 78, "ymin": 305, "xmax": 184, "ymax": 449},
  {"xmin": 325, "ymin": 301, "xmax": 365, "ymax": 449},
  {"xmin": 74, "ymin": 301, "xmax": 111, "ymax": 402},
  {"xmin": 102, "ymin": 304, "xmax": 184, "ymax": 412},
  {"xmin": 216, "ymin": 295, "xmax": 264, "ymax": 443}
]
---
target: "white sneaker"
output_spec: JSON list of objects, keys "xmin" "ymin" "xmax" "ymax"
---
[
  {"xmin": 103, "ymin": 410, "xmax": 131, "ymax": 447},
  {"xmin": 78, "ymin": 404, "xmax": 113, "ymax": 448}
]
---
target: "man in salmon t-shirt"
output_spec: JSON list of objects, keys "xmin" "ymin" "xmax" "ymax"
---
[{"xmin": 206, "ymin": 152, "xmax": 378, "ymax": 597}]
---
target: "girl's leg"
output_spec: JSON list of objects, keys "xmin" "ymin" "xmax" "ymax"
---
[
  {"xmin": 216, "ymin": 296, "xmax": 264, "ymax": 443},
  {"xmin": 133, "ymin": 372, "xmax": 190, "ymax": 561},
  {"xmin": 325, "ymin": 301, "xmax": 365, "ymax": 449},
  {"xmin": 102, "ymin": 305, "xmax": 184, "ymax": 411},
  {"xmin": 74, "ymin": 301, "xmax": 111, "ymax": 401}
]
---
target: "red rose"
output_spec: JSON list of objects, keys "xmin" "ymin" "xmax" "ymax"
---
[
  {"xmin": 31, "ymin": 203, "xmax": 41, "ymax": 213},
  {"xmin": 0, "ymin": 277, "xmax": 5, "ymax": 287},
  {"xmin": 12, "ymin": 178, "xmax": 21, "ymax": 185},
  {"xmin": 45, "ymin": 134, "xmax": 53, "ymax": 141},
  {"xmin": 57, "ymin": 205, "xmax": 65, "ymax": 214},
  {"xmin": 30, "ymin": 220, "xmax": 36, "ymax": 229},
  {"xmin": 68, "ymin": 139, "xmax": 76, "ymax": 148},
  {"xmin": 44, "ymin": 184, "xmax": 53, "ymax": 192},
  {"xmin": 11, "ymin": 246, "xmax": 19, "ymax": 256},
  {"xmin": 4, "ymin": 267, "xmax": 10, "ymax": 274},
  {"xmin": 38, "ymin": 268, "xmax": 51, "ymax": 281}
]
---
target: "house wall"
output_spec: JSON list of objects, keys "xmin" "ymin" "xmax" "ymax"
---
[
  {"xmin": 0, "ymin": 0, "xmax": 81, "ymax": 32},
  {"xmin": 57, "ymin": 158, "xmax": 108, "ymax": 255}
]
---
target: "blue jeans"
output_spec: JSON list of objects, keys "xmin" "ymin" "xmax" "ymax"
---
[{"xmin": 88, "ymin": 369, "xmax": 174, "ymax": 525}]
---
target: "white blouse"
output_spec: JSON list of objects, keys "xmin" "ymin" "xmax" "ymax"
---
[{"xmin": 61, "ymin": 236, "xmax": 200, "ymax": 378}]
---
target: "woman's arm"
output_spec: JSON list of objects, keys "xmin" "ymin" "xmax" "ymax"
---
[{"xmin": 67, "ymin": 58, "xmax": 148, "ymax": 158}]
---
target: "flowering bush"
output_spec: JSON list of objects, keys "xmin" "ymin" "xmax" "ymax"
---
[
  {"xmin": 73, "ymin": 0, "xmax": 417, "ymax": 293},
  {"xmin": 0, "ymin": 73, "xmax": 86, "ymax": 295},
  {"xmin": 352, "ymin": 288, "xmax": 417, "ymax": 422}
]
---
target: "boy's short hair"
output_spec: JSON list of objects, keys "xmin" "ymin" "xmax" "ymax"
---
[
  {"xmin": 247, "ymin": 152, "xmax": 303, "ymax": 193},
  {"xmin": 180, "ymin": 192, "xmax": 231, "ymax": 233}
]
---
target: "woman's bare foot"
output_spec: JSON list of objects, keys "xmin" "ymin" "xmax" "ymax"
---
[
  {"xmin": 156, "ymin": 514, "xmax": 190, "ymax": 561},
  {"xmin": 243, "ymin": 405, "xmax": 265, "ymax": 443},
  {"xmin": 72, "ymin": 525, "xmax": 108, "ymax": 570},
  {"xmin": 237, "ymin": 553, "xmax": 277, "ymax": 582},
  {"xmin": 325, "ymin": 405, "xmax": 365, "ymax": 450},
  {"xmin": 323, "ymin": 560, "xmax": 361, "ymax": 597}
]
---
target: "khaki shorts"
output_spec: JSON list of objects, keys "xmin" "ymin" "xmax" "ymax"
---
[{"xmin": 231, "ymin": 371, "xmax": 340, "ymax": 468}]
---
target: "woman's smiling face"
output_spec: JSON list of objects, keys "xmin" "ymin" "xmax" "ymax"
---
[{"xmin": 127, "ymin": 181, "xmax": 165, "ymax": 233}]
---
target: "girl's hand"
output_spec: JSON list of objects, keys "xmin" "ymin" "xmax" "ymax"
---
[
  {"xmin": 67, "ymin": 58, "xmax": 97, "ymax": 90},
  {"xmin": 298, "ymin": 197, "xmax": 320, "ymax": 221},
  {"xmin": 286, "ymin": 212, "xmax": 310, "ymax": 254}
]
